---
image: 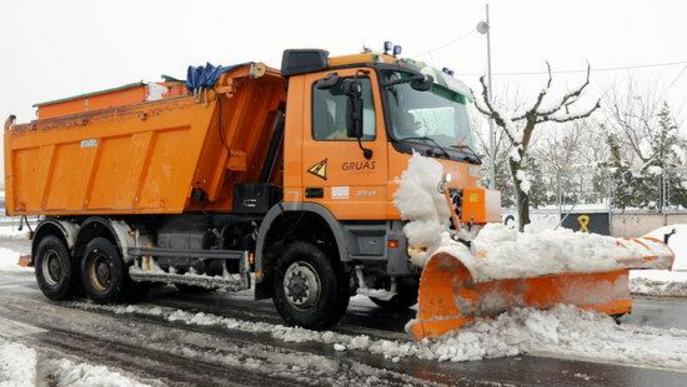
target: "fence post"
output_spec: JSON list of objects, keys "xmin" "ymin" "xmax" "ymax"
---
[
  {"xmin": 556, "ymin": 171, "xmax": 562, "ymax": 219},
  {"xmin": 606, "ymin": 169, "xmax": 613, "ymax": 235}
]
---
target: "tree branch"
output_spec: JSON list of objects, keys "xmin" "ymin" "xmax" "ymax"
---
[
  {"xmin": 541, "ymin": 99, "xmax": 601, "ymax": 123},
  {"xmin": 536, "ymin": 63, "xmax": 592, "ymax": 117},
  {"xmin": 512, "ymin": 62, "xmax": 552, "ymax": 121},
  {"xmin": 476, "ymin": 76, "xmax": 519, "ymax": 146}
]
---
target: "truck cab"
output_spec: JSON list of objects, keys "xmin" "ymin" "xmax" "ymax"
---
[{"xmin": 254, "ymin": 50, "xmax": 500, "ymax": 327}]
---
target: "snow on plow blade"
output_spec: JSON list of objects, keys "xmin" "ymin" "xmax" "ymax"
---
[{"xmin": 407, "ymin": 237, "xmax": 674, "ymax": 340}]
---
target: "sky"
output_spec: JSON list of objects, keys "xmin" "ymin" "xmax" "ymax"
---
[{"xmin": 1, "ymin": 0, "xmax": 686, "ymax": 175}]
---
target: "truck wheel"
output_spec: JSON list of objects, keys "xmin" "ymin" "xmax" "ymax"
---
[
  {"xmin": 34, "ymin": 235, "xmax": 77, "ymax": 301},
  {"xmin": 273, "ymin": 242, "xmax": 349, "ymax": 330},
  {"xmin": 80, "ymin": 237, "xmax": 127, "ymax": 304},
  {"xmin": 370, "ymin": 280, "xmax": 418, "ymax": 311}
]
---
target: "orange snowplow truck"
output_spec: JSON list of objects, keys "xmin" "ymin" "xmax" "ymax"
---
[{"xmin": 4, "ymin": 49, "xmax": 500, "ymax": 330}]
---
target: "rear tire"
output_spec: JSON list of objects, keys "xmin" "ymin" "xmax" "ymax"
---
[
  {"xmin": 370, "ymin": 279, "xmax": 418, "ymax": 311},
  {"xmin": 272, "ymin": 242, "xmax": 349, "ymax": 330},
  {"xmin": 80, "ymin": 237, "xmax": 128, "ymax": 304},
  {"xmin": 34, "ymin": 235, "xmax": 77, "ymax": 301}
]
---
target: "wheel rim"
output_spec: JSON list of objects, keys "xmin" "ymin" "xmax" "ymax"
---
[
  {"xmin": 88, "ymin": 249, "xmax": 112, "ymax": 292},
  {"xmin": 283, "ymin": 261, "xmax": 321, "ymax": 311},
  {"xmin": 42, "ymin": 250, "xmax": 63, "ymax": 286}
]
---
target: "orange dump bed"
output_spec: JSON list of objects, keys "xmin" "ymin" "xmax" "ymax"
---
[
  {"xmin": 34, "ymin": 81, "xmax": 189, "ymax": 120},
  {"xmin": 4, "ymin": 64, "xmax": 285, "ymax": 216}
]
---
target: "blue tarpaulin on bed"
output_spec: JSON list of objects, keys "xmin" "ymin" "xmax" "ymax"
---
[{"xmin": 185, "ymin": 62, "xmax": 247, "ymax": 90}]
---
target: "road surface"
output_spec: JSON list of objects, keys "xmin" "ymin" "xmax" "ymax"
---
[{"xmin": 1, "ymin": 240, "xmax": 686, "ymax": 386}]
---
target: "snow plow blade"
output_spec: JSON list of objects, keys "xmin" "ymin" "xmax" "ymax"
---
[
  {"xmin": 17, "ymin": 255, "xmax": 32, "ymax": 267},
  {"xmin": 407, "ymin": 237, "xmax": 674, "ymax": 340}
]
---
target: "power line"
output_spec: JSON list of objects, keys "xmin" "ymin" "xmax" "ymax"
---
[
  {"xmin": 410, "ymin": 29, "xmax": 476, "ymax": 58},
  {"xmin": 455, "ymin": 60, "xmax": 687, "ymax": 77},
  {"xmin": 667, "ymin": 64, "xmax": 687, "ymax": 89}
]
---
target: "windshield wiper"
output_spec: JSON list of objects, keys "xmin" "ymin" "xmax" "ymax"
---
[
  {"xmin": 450, "ymin": 143, "xmax": 482, "ymax": 164},
  {"xmin": 399, "ymin": 136, "xmax": 450, "ymax": 159}
]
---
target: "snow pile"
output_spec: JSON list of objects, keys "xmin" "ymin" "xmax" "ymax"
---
[
  {"xmin": 394, "ymin": 153, "xmax": 450, "ymax": 266},
  {"xmin": 463, "ymin": 224, "xmax": 627, "ymax": 281},
  {"xmin": 46, "ymin": 359, "xmax": 152, "ymax": 387},
  {"xmin": 412, "ymin": 304, "xmax": 687, "ymax": 368},
  {"xmin": 434, "ymin": 223, "xmax": 674, "ymax": 282},
  {"xmin": 522, "ymin": 214, "xmax": 560, "ymax": 233},
  {"xmin": 630, "ymin": 270, "xmax": 687, "ymax": 297},
  {"xmin": 0, "ymin": 248, "xmax": 31, "ymax": 273},
  {"xmin": 87, "ymin": 302, "xmax": 687, "ymax": 370},
  {"xmin": 0, "ymin": 340, "xmax": 36, "ymax": 386},
  {"xmin": 0, "ymin": 226, "xmax": 30, "ymax": 241}
]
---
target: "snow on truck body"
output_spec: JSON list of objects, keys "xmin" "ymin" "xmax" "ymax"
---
[{"xmin": 4, "ymin": 49, "xmax": 500, "ymax": 332}]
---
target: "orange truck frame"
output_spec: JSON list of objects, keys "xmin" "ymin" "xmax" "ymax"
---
[{"xmin": 4, "ymin": 48, "xmax": 500, "ymax": 329}]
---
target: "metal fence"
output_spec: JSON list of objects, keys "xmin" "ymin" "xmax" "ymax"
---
[{"xmin": 500, "ymin": 166, "xmax": 687, "ymax": 213}]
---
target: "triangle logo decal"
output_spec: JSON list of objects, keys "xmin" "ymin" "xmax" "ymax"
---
[{"xmin": 307, "ymin": 158, "xmax": 328, "ymax": 180}]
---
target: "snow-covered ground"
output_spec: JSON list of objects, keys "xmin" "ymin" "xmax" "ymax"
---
[
  {"xmin": 0, "ymin": 224, "xmax": 31, "ymax": 273},
  {"xmin": 0, "ymin": 247, "xmax": 31, "ymax": 273},
  {"xmin": 630, "ymin": 270, "xmax": 687, "ymax": 297},
  {"xmin": 0, "ymin": 341, "xmax": 36, "ymax": 387},
  {"xmin": 79, "ymin": 301, "xmax": 687, "ymax": 371},
  {"xmin": 0, "ymin": 229, "xmax": 154, "ymax": 386},
  {"xmin": 0, "ymin": 225, "xmax": 30, "ymax": 241},
  {"xmin": 46, "ymin": 359, "xmax": 152, "ymax": 387},
  {"xmin": 0, "ymin": 338, "xmax": 151, "ymax": 387}
]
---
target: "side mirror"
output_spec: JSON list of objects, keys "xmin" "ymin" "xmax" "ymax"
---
[
  {"xmin": 410, "ymin": 74, "xmax": 434, "ymax": 92},
  {"xmin": 343, "ymin": 79, "xmax": 363, "ymax": 139},
  {"xmin": 315, "ymin": 73, "xmax": 340, "ymax": 90}
]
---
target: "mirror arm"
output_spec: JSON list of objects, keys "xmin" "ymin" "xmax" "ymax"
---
[
  {"xmin": 357, "ymin": 137, "xmax": 373, "ymax": 160},
  {"xmin": 355, "ymin": 70, "xmax": 373, "ymax": 159}
]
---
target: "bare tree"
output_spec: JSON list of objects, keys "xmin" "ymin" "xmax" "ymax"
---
[
  {"xmin": 474, "ymin": 63, "xmax": 601, "ymax": 230},
  {"xmin": 603, "ymin": 78, "xmax": 684, "ymax": 167}
]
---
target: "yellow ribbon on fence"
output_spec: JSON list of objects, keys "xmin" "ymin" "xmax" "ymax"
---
[{"xmin": 577, "ymin": 214, "xmax": 590, "ymax": 232}]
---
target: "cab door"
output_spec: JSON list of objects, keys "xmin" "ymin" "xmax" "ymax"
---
[{"xmin": 300, "ymin": 68, "xmax": 389, "ymax": 220}]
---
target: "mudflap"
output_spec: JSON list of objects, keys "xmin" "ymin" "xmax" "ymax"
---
[{"xmin": 406, "ymin": 252, "xmax": 632, "ymax": 340}]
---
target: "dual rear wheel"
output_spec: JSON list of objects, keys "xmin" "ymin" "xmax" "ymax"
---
[{"xmin": 34, "ymin": 236, "xmax": 141, "ymax": 303}]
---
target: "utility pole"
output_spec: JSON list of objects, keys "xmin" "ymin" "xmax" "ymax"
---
[{"xmin": 477, "ymin": 4, "xmax": 496, "ymax": 190}]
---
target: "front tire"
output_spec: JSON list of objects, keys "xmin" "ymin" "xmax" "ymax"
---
[
  {"xmin": 272, "ymin": 242, "xmax": 349, "ymax": 330},
  {"xmin": 34, "ymin": 235, "xmax": 77, "ymax": 301},
  {"xmin": 80, "ymin": 237, "xmax": 128, "ymax": 304}
]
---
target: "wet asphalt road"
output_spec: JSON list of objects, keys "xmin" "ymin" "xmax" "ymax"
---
[{"xmin": 1, "ymin": 240, "xmax": 687, "ymax": 386}]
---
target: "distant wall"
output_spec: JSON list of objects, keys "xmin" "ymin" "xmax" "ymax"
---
[
  {"xmin": 611, "ymin": 212, "xmax": 687, "ymax": 238},
  {"xmin": 503, "ymin": 209, "xmax": 687, "ymax": 238}
]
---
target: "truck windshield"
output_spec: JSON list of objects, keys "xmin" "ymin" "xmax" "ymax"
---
[{"xmin": 382, "ymin": 71, "xmax": 475, "ymax": 152}]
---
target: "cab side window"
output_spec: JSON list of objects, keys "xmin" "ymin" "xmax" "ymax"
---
[{"xmin": 312, "ymin": 78, "xmax": 375, "ymax": 141}]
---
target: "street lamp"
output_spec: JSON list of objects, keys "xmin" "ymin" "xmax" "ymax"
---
[{"xmin": 477, "ymin": 4, "xmax": 496, "ymax": 191}]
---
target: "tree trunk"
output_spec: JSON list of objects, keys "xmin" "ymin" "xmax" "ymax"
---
[
  {"xmin": 516, "ymin": 188, "xmax": 531, "ymax": 232},
  {"xmin": 510, "ymin": 160, "xmax": 531, "ymax": 232}
]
